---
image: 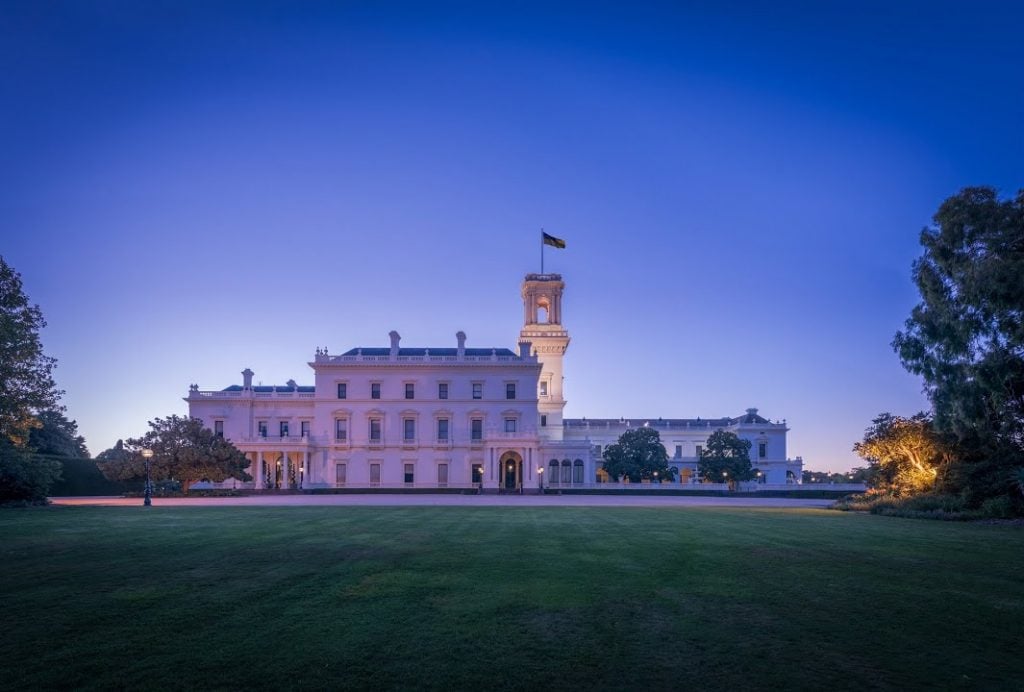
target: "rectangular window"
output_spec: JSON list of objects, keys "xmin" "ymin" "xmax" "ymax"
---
[
  {"xmin": 759, "ymin": 442, "xmax": 767, "ymax": 458},
  {"xmin": 371, "ymin": 383, "xmax": 381, "ymax": 399},
  {"xmin": 504, "ymin": 418, "xmax": 516, "ymax": 433},
  {"xmin": 369, "ymin": 419, "xmax": 381, "ymax": 442},
  {"xmin": 404, "ymin": 418, "xmax": 415, "ymax": 441},
  {"xmin": 437, "ymin": 463, "xmax": 448, "ymax": 487},
  {"xmin": 258, "ymin": 421, "xmax": 267, "ymax": 438},
  {"xmin": 540, "ymin": 381, "xmax": 548, "ymax": 396},
  {"xmin": 214, "ymin": 420, "xmax": 224, "ymax": 438},
  {"xmin": 675, "ymin": 445, "xmax": 682, "ymax": 459},
  {"xmin": 506, "ymin": 383, "xmax": 516, "ymax": 400},
  {"xmin": 437, "ymin": 418, "xmax": 449, "ymax": 441},
  {"xmin": 438, "ymin": 382, "xmax": 448, "ymax": 400},
  {"xmin": 370, "ymin": 463, "xmax": 380, "ymax": 485},
  {"xmin": 540, "ymin": 414, "xmax": 547, "ymax": 427},
  {"xmin": 404, "ymin": 463, "xmax": 414, "ymax": 484},
  {"xmin": 337, "ymin": 383, "xmax": 347, "ymax": 399},
  {"xmin": 335, "ymin": 418, "xmax": 347, "ymax": 441},
  {"xmin": 280, "ymin": 421, "xmax": 289, "ymax": 437},
  {"xmin": 471, "ymin": 418, "xmax": 483, "ymax": 441},
  {"xmin": 472, "ymin": 382, "xmax": 482, "ymax": 399},
  {"xmin": 696, "ymin": 445, "xmax": 703, "ymax": 458},
  {"xmin": 335, "ymin": 463, "xmax": 346, "ymax": 487},
  {"xmin": 301, "ymin": 421, "xmax": 310, "ymax": 438},
  {"xmin": 405, "ymin": 383, "xmax": 414, "ymax": 400},
  {"xmin": 595, "ymin": 445, "xmax": 602, "ymax": 456}
]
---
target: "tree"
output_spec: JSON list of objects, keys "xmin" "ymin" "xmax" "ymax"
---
[
  {"xmin": 0, "ymin": 256, "xmax": 63, "ymax": 446},
  {"xmin": 100, "ymin": 416, "xmax": 251, "ymax": 492},
  {"xmin": 892, "ymin": 187, "xmax": 1024, "ymax": 501},
  {"xmin": 28, "ymin": 410, "xmax": 89, "ymax": 459},
  {"xmin": 853, "ymin": 413, "xmax": 951, "ymax": 496},
  {"xmin": 601, "ymin": 427, "xmax": 677, "ymax": 483},
  {"xmin": 698, "ymin": 430, "xmax": 754, "ymax": 486}
]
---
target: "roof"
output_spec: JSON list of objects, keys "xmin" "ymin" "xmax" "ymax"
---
[
  {"xmin": 564, "ymin": 413, "xmax": 773, "ymax": 428},
  {"xmin": 221, "ymin": 385, "xmax": 315, "ymax": 393},
  {"xmin": 339, "ymin": 347, "xmax": 518, "ymax": 357}
]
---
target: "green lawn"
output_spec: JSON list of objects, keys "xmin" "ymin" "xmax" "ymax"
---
[{"xmin": 1, "ymin": 506, "xmax": 1021, "ymax": 691}]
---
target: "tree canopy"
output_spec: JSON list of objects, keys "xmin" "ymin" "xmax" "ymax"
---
[
  {"xmin": 601, "ymin": 427, "xmax": 676, "ymax": 482},
  {"xmin": 697, "ymin": 430, "xmax": 754, "ymax": 485},
  {"xmin": 29, "ymin": 410, "xmax": 89, "ymax": 460},
  {"xmin": 892, "ymin": 187, "xmax": 1024, "ymax": 501},
  {"xmin": 853, "ymin": 413, "xmax": 950, "ymax": 496},
  {"xmin": 98, "ymin": 415, "xmax": 251, "ymax": 492},
  {"xmin": 0, "ymin": 256, "xmax": 63, "ymax": 447}
]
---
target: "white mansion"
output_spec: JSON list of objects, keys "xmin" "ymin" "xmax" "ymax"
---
[{"xmin": 187, "ymin": 274, "xmax": 804, "ymax": 490}]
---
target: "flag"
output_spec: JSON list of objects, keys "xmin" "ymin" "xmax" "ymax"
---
[{"xmin": 542, "ymin": 231, "xmax": 566, "ymax": 249}]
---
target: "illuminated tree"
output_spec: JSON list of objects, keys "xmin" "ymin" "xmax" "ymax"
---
[{"xmin": 853, "ymin": 413, "xmax": 950, "ymax": 495}]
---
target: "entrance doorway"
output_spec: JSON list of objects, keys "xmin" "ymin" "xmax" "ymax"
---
[{"xmin": 500, "ymin": 452, "xmax": 523, "ymax": 491}]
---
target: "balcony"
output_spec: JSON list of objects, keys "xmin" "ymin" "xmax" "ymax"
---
[{"xmin": 238, "ymin": 434, "xmax": 315, "ymax": 445}]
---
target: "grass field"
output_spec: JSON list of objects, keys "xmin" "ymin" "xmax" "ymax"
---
[{"xmin": 2, "ymin": 506, "xmax": 1022, "ymax": 690}]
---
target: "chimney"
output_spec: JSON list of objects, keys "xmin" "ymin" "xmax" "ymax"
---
[
  {"xmin": 242, "ymin": 368, "xmax": 254, "ymax": 389},
  {"xmin": 456, "ymin": 331, "xmax": 466, "ymax": 357},
  {"xmin": 389, "ymin": 330, "xmax": 401, "ymax": 358}
]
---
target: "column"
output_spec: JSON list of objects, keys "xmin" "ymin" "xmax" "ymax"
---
[
  {"xmin": 256, "ymin": 451, "xmax": 264, "ymax": 490},
  {"xmin": 303, "ymin": 451, "xmax": 311, "ymax": 488},
  {"xmin": 280, "ymin": 452, "xmax": 289, "ymax": 490}
]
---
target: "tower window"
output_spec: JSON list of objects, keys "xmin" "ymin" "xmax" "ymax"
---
[{"xmin": 540, "ymin": 381, "xmax": 548, "ymax": 396}]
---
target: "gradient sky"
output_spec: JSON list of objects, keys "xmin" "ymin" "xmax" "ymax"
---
[{"xmin": 2, "ymin": 2, "xmax": 1022, "ymax": 471}]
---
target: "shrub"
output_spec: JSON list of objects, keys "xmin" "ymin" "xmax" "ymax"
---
[{"xmin": 0, "ymin": 443, "xmax": 61, "ymax": 504}]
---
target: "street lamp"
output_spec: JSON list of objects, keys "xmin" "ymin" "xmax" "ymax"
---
[
  {"xmin": 538, "ymin": 466, "xmax": 544, "ymax": 491},
  {"xmin": 653, "ymin": 470, "xmax": 659, "ymax": 484},
  {"xmin": 141, "ymin": 449, "xmax": 154, "ymax": 507}
]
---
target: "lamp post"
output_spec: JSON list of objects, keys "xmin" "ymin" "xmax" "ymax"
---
[
  {"xmin": 653, "ymin": 470, "xmax": 659, "ymax": 484},
  {"xmin": 538, "ymin": 467, "xmax": 544, "ymax": 492},
  {"xmin": 141, "ymin": 448, "xmax": 154, "ymax": 507}
]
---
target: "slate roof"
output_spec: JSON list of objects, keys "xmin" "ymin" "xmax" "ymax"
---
[
  {"xmin": 564, "ymin": 414, "xmax": 773, "ymax": 428},
  {"xmin": 221, "ymin": 385, "xmax": 315, "ymax": 393},
  {"xmin": 339, "ymin": 347, "xmax": 518, "ymax": 357}
]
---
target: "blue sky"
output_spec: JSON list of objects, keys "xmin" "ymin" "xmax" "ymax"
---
[{"xmin": 2, "ymin": 1, "xmax": 1022, "ymax": 470}]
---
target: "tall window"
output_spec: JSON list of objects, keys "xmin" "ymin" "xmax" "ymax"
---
[
  {"xmin": 214, "ymin": 420, "xmax": 224, "ymax": 438},
  {"xmin": 437, "ymin": 463, "xmax": 449, "ymax": 487},
  {"xmin": 549, "ymin": 460, "xmax": 559, "ymax": 484},
  {"xmin": 561, "ymin": 459, "xmax": 571, "ymax": 484},
  {"xmin": 506, "ymin": 383, "xmax": 516, "ymax": 400},
  {"xmin": 438, "ymin": 383, "xmax": 448, "ymax": 400},
  {"xmin": 573, "ymin": 459, "xmax": 584, "ymax": 484},
  {"xmin": 695, "ymin": 445, "xmax": 703, "ymax": 459},
  {"xmin": 370, "ymin": 463, "xmax": 380, "ymax": 485},
  {"xmin": 301, "ymin": 421, "xmax": 310, "ymax": 438},
  {"xmin": 335, "ymin": 418, "xmax": 347, "ymax": 441},
  {"xmin": 337, "ymin": 383, "xmax": 347, "ymax": 399},
  {"xmin": 504, "ymin": 418, "xmax": 517, "ymax": 433},
  {"xmin": 280, "ymin": 421, "xmax": 289, "ymax": 437},
  {"xmin": 404, "ymin": 463, "xmax": 415, "ymax": 484},
  {"xmin": 371, "ymin": 383, "xmax": 381, "ymax": 399},
  {"xmin": 540, "ymin": 381, "xmax": 548, "ymax": 396},
  {"xmin": 335, "ymin": 463, "xmax": 346, "ymax": 487},
  {"xmin": 437, "ymin": 418, "xmax": 449, "ymax": 441},
  {"xmin": 405, "ymin": 383, "xmax": 415, "ymax": 400},
  {"xmin": 472, "ymin": 382, "xmax": 482, "ymax": 399},
  {"xmin": 471, "ymin": 418, "xmax": 483, "ymax": 441},
  {"xmin": 404, "ymin": 418, "xmax": 415, "ymax": 442},
  {"xmin": 541, "ymin": 414, "xmax": 547, "ymax": 427},
  {"xmin": 369, "ymin": 418, "xmax": 381, "ymax": 442},
  {"xmin": 758, "ymin": 442, "xmax": 767, "ymax": 458},
  {"xmin": 674, "ymin": 445, "xmax": 682, "ymax": 459},
  {"xmin": 258, "ymin": 421, "xmax": 267, "ymax": 438}
]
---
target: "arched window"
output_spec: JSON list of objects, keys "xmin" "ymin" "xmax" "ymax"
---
[
  {"xmin": 572, "ymin": 459, "xmax": 584, "ymax": 484},
  {"xmin": 549, "ymin": 460, "xmax": 559, "ymax": 484},
  {"xmin": 561, "ymin": 459, "xmax": 571, "ymax": 484}
]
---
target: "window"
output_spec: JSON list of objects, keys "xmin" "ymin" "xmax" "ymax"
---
[
  {"xmin": 573, "ymin": 459, "xmax": 584, "ymax": 484},
  {"xmin": 695, "ymin": 445, "xmax": 703, "ymax": 459},
  {"xmin": 214, "ymin": 420, "xmax": 224, "ymax": 438},
  {"xmin": 301, "ymin": 421, "xmax": 310, "ymax": 438},
  {"xmin": 437, "ymin": 463, "xmax": 448, "ymax": 487},
  {"xmin": 438, "ymin": 383, "xmax": 448, "ymax": 400},
  {"xmin": 258, "ymin": 421, "xmax": 267, "ymax": 438},
  {"xmin": 759, "ymin": 442, "xmax": 767, "ymax": 458},
  {"xmin": 594, "ymin": 444, "xmax": 602, "ymax": 456},
  {"xmin": 540, "ymin": 381, "xmax": 548, "ymax": 396},
  {"xmin": 674, "ymin": 445, "xmax": 682, "ymax": 459},
  {"xmin": 471, "ymin": 418, "xmax": 483, "ymax": 441},
  {"xmin": 437, "ymin": 418, "xmax": 449, "ymax": 441},
  {"xmin": 506, "ymin": 383, "xmax": 516, "ymax": 400},
  {"xmin": 561, "ymin": 459, "xmax": 571, "ymax": 484},
  {"xmin": 337, "ymin": 383, "xmax": 347, "ymax": 399},
  {"xmin": 371, "ymin": 383, "xmax": 381, "ymax": 399},
  {"xmin": 540, "ymin": 414, "xmax": 547, "ymax": 427},
  {"xmin": 280, "ymin": 421, "xmax": 289, "ymax": 437},
  {"xmin": 335, "ymin": 418, "xmax": 347, "ymax": 441},
  {"xmin": 405, "ymin": 383, "xmax": 415, "ymax": 400},
  {"xmin": 404, "ymin": 463, "xmax": 415, "ymax": 485},
  {"xmin": 335, "ymin": 463, "xmax": 346, "ymax": 487},
  {"xmin": 370, "ymin": 463, "xmax": 381, "ymax": 485},
  {"xmin": 369, "ymin": 418, "xmax": 381, "ymax": 442},
  {"xmin": 472, "ymin": 463, "xmax": 484, "ymax": 484},
  {"xmin": 548, "ymin": 460, "xmax": 559, "ymax": 484},
  {"xmin": 472, "ymin": 382, "xmax": 482, "ymax": 399},
  {"xmin": 504, "ymin": 418, "xmax": 517, "ymax": 433},
  {"xmin": 403, "ymin": 418, "xmax": 415, "ymax": 442}
]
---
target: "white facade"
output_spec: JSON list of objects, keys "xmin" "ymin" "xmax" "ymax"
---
[{"xmin": 187, "ymin": 273, "xmax": 803, "ymax": 490}]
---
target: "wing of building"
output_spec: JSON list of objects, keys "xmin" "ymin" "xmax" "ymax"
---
[{"xmin": 186, "ymin": 273, "xmax": 804, "ymax": 490}]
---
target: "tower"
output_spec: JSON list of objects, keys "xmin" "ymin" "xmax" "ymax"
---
[{"xmin": 520, "ymin": 273, "xmax": 570, "ymax": 441}]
